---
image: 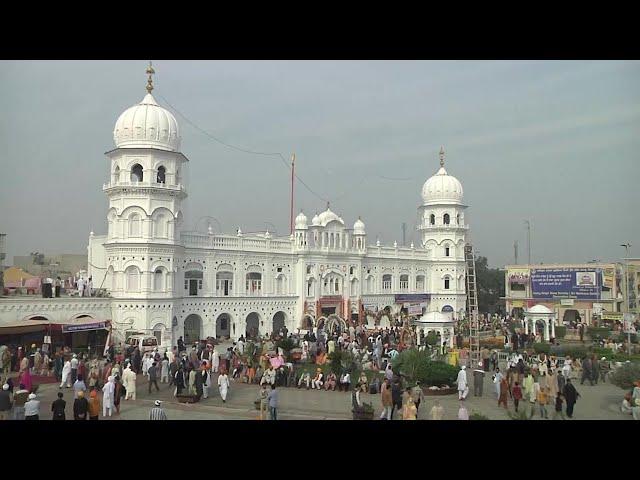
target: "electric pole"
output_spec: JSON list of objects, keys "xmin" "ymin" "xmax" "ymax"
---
[{"xmin": 524, "ymin": 220, "xmax": 531, "ymax": 264}]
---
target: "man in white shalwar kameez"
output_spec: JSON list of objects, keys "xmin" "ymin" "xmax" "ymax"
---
[
  {"xmin": 102, "ymin": 376, "xmax": 115, "ymax": 417},
  {"xmin": 122, "ymin": 364, "xmax": 137, "ymax": 400},
  {"xmin": 77, "ymin": 277, "xmax": 85, "ymax": 298},
  {"xmin": 60, "ymin": 359, "xmax": 72, "ymax": 388},
  {"xmin": 212, "ymin": 349, "xmax": 220, "ymax": 373},
  {"xmin": 457, "ymin": 365, "xmax": 469, "ymax": 400},
  {"xmin": 218, "ymin": 372, "xmax": 230, "ymax": 403}
]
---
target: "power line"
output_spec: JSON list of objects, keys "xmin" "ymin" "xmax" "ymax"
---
[{"xmin": 159, "ymin": 94, "xmax": 422, "ymax": 206}]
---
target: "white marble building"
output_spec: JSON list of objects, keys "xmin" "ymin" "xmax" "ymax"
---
[{"xmin": 79, "ymin": 68, "xmax": 470, "ymax": 347}]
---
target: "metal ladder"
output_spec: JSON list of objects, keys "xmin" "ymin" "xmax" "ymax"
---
[{"xmin": 464, "ymin": 243, "xmax": 481, "ymax": 368}]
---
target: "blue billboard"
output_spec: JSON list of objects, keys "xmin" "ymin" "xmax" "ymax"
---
[{"xmin": 530, "ymin": 268, "xmax": 601, "ymax": 300}]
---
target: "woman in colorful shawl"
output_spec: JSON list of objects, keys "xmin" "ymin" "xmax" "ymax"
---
[{"xmin": 19, "ymin": 368, "xmax": 33, "ymax": 392}]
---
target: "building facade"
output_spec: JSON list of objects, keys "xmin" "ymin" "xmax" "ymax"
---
[
  {"xmin": 503, "ymin": 262, "xmax": 623, "ymax": 326},
  {"xmin": 74, "ymin": 68, "xmax": 471, "ymax": 347}
]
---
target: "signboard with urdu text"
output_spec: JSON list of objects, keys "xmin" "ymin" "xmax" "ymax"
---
[{"xmin": 531, "ymin": 268, "xmax": 601, "ymax": 300}]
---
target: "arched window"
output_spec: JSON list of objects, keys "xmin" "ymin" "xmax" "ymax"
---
[
  {"xmin": 153, "ymin": 268, "xmax": 165, "ymax": 291},
  {"xmin": 443, "ymin": 213, "xmax": 450, "ymax": 225},
  {"xmin": 382, "ymin": 274, "xmax": 392, "ymax": 291},
  {"xmin": 112, "ymin": 166, "xmax": 120, "ymax": 184},
  {"xmin": 216, "ymin": 271, "xmax": 233, "ymax": 296},
  {"xmin": 154, "ymin": 214, "xmax": 166, "ymax": 238},
  {"xmin": 445, "ymin": 245, "xmax": 450, "ymax": 257},
  {"xmin": 444, "ymin": 276, "xmax": 450, "ymax": 290},
  {"xmin": 125, "ymin": 266, "xmax": 140, "ymax": 291},
  {"xmin": 129, "ymin": 213, "xmax": 141, "ymax": 237},
  {"xmin": 456, "ymin": 214, "xmax": 460, "ymax": 225},
  {"xmin": 246, "ymin": 272, "xmax": 262, "ymax": 295},
  {"xmin": 400, "ymin": 274, "xmax": 409, "ymax": 291},
  {"xmin": 185, "ymin": 269, "xmax": 203, "ymax": 296},
  {"xmin": 429, "ymin": 214, "xmax": 435, "ymax": 225},
  {"xmin": 416, "ymin": 275, "xmax": 425, "ymax": 292},
  {"xmin": 130, "ymin": 164, "xmax": 143, "ymax": 182},
  {"xmin": 157, "ymin": 166, "xmax": 166, "ymax": 184},
  {"xmin": 307, "ymin": 278, "xmax": 315, "ymax": 297}
]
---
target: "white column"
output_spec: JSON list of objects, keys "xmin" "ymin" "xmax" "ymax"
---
[
  {"xmin": 544, "ymin": 318, "xmax": 550, "ymax": 341},
  {"xmin": 551, "ymin": 317, "xmax": 555, "ymax": 339},
  {"xmin": 524, "ymin": 317, "xmax": 529, "ymax": 334}
]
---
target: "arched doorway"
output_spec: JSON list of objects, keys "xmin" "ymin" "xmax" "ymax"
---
[
  {"xmin": 325, "ymin": 315, "xmax": 347, "ymax": 335},
  {"xmin": 152, "ymin": 323, "xmax": 164, "ymax": 344},
  {"xmin": 301, "ymin": 314, "xmax": 314, "ymax": 330},
  {"xmin": 273, "ymin": 311, "xmax": 286, "ymax": 335},
  {"xmin": 246, "ymin": 312, "xmax": 260, "ymax": 340},
  {"xmin": 183, "ymin": 314, "xmax": 202, "ymax": 345},
  {"xmin": 215, "ymin": 313, "xmax": 231, "ymax": 339},
  {"xmin": 563, "ymin": 309, "xmax": 580, "ymax": 327}
]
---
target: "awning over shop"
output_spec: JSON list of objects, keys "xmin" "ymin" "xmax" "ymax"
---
[{"xmin": 0, "ymin": 318, "xmax": 111, "ymax": 336}]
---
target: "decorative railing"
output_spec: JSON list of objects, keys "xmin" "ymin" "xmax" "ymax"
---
[
  {"xmin": 181, "ymin": 232, "xmax": 294, "ymax": 253},
  {"xmin": 103, "ymin": 181, "xmax": 186, "ymax": 193}
]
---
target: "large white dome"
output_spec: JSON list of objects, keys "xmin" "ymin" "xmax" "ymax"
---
[
  {"xmin": 318, "ymin": 207, "xmax": 344, "ymax": 226},
  {"xmin": 113, "ymin": 93, "xmax": 181, "ymax": 152},
  {"xmin": 353, "ymin": 217, "xmax": 366, "ymax": 235}
]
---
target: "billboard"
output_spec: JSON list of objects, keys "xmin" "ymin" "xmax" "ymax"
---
[
  {"xmin": 530, "ymin": 267, "xmax": 601, "ymax": 300},
  {"xmin": 395, "ymin": 294, "xmax": 430, "ymax": 303},
  {"xmin": 508, "ymin": 268, "xmax": 530, "ymax": 284}
]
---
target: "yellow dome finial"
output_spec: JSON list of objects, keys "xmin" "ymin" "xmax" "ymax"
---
[
  {"xmin": 439, "ymin": 146, "xmax": 445, "ymax": 167},
  {"xmin": 146, "ymin": 61, "xmax": 155, "ymax": 94}
]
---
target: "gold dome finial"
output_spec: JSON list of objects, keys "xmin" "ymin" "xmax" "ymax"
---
[
  {"xmin": 439, "ymin": 146, "xmax": 445, "ymax": 167},
  {"xmin": 146, "ymin": 61, "xmax": 155, "ymax": 94}
]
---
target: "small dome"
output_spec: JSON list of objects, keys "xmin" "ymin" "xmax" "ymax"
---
[
  {"xmin": 421, "ymin": 166, "xmax": 464, "ymax": 205},
  {"xmin": 295, "ymin": 211, "xmax": 308, "ymax": 229},
  {"xmin": 353, "ymin": 217, "xmax": 366, "ymax": 235},
  {"xmin": 318, "ymin": 206, "xmax": 344, "ymax": 226},
  {"xmin": 113, "ymin": 93, "xmax": 181, "ymax": 151},
  {"xmin": 311, "ymin": 213, "xmax": 321, "ymax": 226},
  {"xmin": 527, "ymin": 304, "xmax": 553, "ymax": 314}
]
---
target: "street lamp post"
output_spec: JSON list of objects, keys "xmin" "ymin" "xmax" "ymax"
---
[{"xmin": 620, "ymin": 243, "xmax": 632, "ymax": 356}]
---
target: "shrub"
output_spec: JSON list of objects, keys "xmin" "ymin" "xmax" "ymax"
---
[
  {"xmin": 469, "ymin": 411, "xmax": 489, "ymax": 420},
  {"xmin": 587, "ymin": 327, "xmax": 612, "ymax": 338},
  {"xmin": 425, "ymin": 331, "xmax": 439, "ymax": 346},
  {"xmin": 275, "ymin": 337, "xmax": 295, "ymax": 354},
  {"xmin": 392, "ymin": 349, "xmax": 458, "ymax": 386},
  {"xmin": 554, "ymin": 326, "xmax": 566, "ymax": 339},
  {"xmin": 533, "ymin": 343, "xmax": 551, "ymax": 354},
  {"xmin": 610, "ymin": 362, "xmax": 640, "ymax": 390},
  {"xmin": 550, "ymin": 345, "xmax": 587, "ymax": 359}
]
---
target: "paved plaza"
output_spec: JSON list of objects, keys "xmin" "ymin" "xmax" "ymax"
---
[{"xmin": 16, "ymin": 368, "xmax": 633, "ymax": 421}]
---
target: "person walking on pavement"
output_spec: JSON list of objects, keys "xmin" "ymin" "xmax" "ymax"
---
[
  {"xmin": 430, "ymin": 400, "xmax": 445, "ymax": 420},
  {"xmin": 390, "ymin": 378, "xmax": 403, "ymax": 420},
  {"xmin": 411, "ymin": 381, "xmax": 424, "ymax": 413},
  {"xmin": 12, "ymin": 384, "xmax": 29, "ymax": 420},
  {"xmin": 51, "ymin": 391, "xmax": 66, "ymax": 420},
  {"xmin": 218, "ymin": 370, "xmax": 230, "ymax": 403},
  {"xmin": 473, "ymin": 362, "xmax": 485, "ymax": 397},
  {"xmin": 73, "ymin": 390, "xmax": 89, "ymax": 420},
  {"xmin": 88, "ymin": 390, "xmax": 100, "ymax": 420},
  {"xmin": 552, "ymin": 392, "xmax": 565, "ymax": 420},
  {"xmin": 60, "ymin": 358, "xmax": 72, "ymax": 388},
  {"xmin": 457, "ymin": 365, "xmax": 469, "ymax": 400},
  {"xmin": 70, "ymin": 354, "xmax": 79, "ymax": 385},
  {"xmin": 148, "ymin": 362, "xmax": 160, "ymax": 394},
  {"xmin": 102, "ymin": 376, "xmax": 115, "ymax": 417},
  {"xmin": 379, "ymin": 379, "xmax": 393, "ymax": 420},
  {"xmin": 122, "ymin": 364, "xmax": 137, "ymax": 400},
  {"xmin": 0, "ymin": 383, "xmax": 12, "ymax": 420},
  {"xmin": 512, "ymin": 381, "xmax": 523, "ymax": 412},
  {"xmin": 563, "ymin": 379, "xmax": 580, "ymax": 418},
  {"xmin": 591, "ymin": 355, "xmax": 600, "ymax": 385},
  {"xmin": 580, "ymin": 356, "xmax": 593, "ymax": 386},
  {"xmin": 24, "ymin": 393, "xmax": 40, "ymax": 420},
  {"xmin": 267, "ymin": 384, "xmax": 278, "ymax": 420},
  {"xmin": 149, "ymin": 399, "xmax": 167, "ymax": 420}
]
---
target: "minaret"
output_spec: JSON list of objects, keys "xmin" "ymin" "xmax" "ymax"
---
[{"xmin": 103, "ymin": 63, "xmax": 189, "ymax": 299}]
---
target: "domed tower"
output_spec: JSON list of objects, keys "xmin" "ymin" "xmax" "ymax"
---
[
  {"xmin": 418, "ymin": 147, "xmax": 468, "ymax": 313},
  {"xmin": 102, "ymin": 63, "xmax": 188, "ymax": 299},
  {"xmin": 294, "ymin": 210, "xmax": 308, "ymax": 250},
  {"xmin": 352, "ymin": 217, "xmax": 366, "ymax": 251}
]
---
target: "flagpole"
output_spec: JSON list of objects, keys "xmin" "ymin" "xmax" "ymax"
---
[{"xmin": 290, "ymin": 153, "xmax": 296, "ymax": 235}]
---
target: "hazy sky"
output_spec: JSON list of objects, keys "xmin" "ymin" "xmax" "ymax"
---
[{"xmin": 1, "ymin": 60, "xmax": 638, "ymax": 267}]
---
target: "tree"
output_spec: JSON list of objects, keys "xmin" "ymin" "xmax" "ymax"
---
[{"xmin": 474, "ymin": 255, "xmax": 505, "ymax": 314}]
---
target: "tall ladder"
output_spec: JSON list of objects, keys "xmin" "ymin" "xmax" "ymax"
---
[{"xmin": 464, "ymin": 243, "xmax": 481, "ymax": 368}]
